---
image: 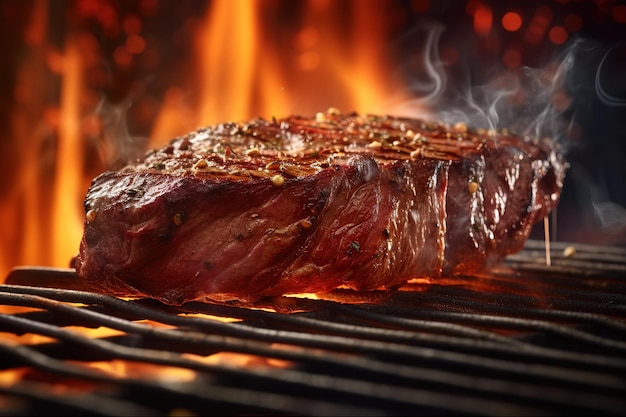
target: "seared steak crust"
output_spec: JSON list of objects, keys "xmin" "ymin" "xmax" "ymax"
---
[{"xmin": 75, "ymin": 110, "xmax": 566, "ymax": 305}]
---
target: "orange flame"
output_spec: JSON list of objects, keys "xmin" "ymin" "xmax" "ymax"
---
[
  {"xmin": 1, "ymin": 0, "xmax": 414, "ymax": 282},
  {"xmin": 52, "ymin": 38, "xmax": 85, "ymax": 269},
  {"xmin": 149, "ymin": 0, "xmax": 410, "ymax": 147}
]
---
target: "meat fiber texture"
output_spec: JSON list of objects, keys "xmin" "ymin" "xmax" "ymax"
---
[{"xmin": 75, "ymin": 109, "xmax": 567, "ymax": 305}]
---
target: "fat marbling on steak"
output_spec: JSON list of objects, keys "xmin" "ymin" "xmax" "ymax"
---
[{"xmin": 74, "ymin": 109, "xmax": 566, "ymax": 305}]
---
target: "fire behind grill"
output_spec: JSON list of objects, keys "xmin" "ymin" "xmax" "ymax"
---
[{"xmin": 0, "ymin": 240, "xmax": 625, "ymax": 416}]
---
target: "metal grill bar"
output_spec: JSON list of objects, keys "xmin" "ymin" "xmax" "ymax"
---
[
  {"xmin": 0, "ymin": 302, "xmax": 620, "ymax": 416},
  {"xmin": 2, "ymin": 283, "xmax": 625, "ymax": 376},
  {"xmin": 0, "ymin": 240, "xmax": 625, "ymax": 415},
  {"xmin": 0, "ymin": 341, "xmax": 374, "ymax": 416}
]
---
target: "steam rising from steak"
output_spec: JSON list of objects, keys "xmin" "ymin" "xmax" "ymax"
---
[{"xmin": 74, "ymin": 109, "xmax": 566, "ymax": 305}]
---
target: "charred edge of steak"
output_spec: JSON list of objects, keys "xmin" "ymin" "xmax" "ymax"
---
[{"xmin": 75, "ymin": 108, "xmax": 567, "ymax": 306}]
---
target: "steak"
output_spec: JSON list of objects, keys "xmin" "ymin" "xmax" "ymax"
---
[{"xmin": 74, "ymin": 109, "xmax": 567, "ymax": 305}]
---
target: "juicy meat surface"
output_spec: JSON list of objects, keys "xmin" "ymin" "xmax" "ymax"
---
[{"xmin": 74, "ymin": 110, "xmax": 567, "ymax": 305}]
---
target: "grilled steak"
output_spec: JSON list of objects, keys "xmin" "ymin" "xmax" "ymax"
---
[{"xmin": 75, "ymin": 109, "xmax": 566, "ymax": 305}]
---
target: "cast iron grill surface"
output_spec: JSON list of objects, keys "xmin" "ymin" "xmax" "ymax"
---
[{"xmin": 0, "ymin": 240, "xmax": 625, "ymax": 416}]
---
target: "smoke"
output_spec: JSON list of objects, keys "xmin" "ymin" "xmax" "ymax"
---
[
  {"xmin": 391, "ymin": 23, "xmax": 580, "ymax": 146},
  {"xmin": 93, "ymin": 97, "xmax": 148, "ymax": 170},
  {"xmin": 571, "ymin": 168, "xmax": 626, "ymax": 234},
  {"xmin": 401, "ymin": 22, "xmax": 447, "ymax": 105},
  {"xmin": 595, "ymin": 43, "xmax": 626, "ymax": 107},
  {"xmin": 594, "ymin": 201, "xmax": 626, "ymax": 231},
  {"xmin": 567, "ymin": 41, "xmax": 626, "ymax": 238},
  {"xmin": 392, "ymin": 21, "xmax": 626, "ymax": 244}
]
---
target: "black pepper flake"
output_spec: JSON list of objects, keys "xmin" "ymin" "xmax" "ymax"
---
[
  {"xmin": 151, "ymin": 162, "xmax": 166, "ymax": 170},
  {"xmin": 126, "ymin": 188, "xmax": 144, "ymax": 198},
  {"xmin": 347, "ymin": 241, "xmax": 361, "ymax": 255}
]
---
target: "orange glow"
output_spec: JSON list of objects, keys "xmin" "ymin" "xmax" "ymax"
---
[
  {"xmin": 23, "ymin": 0, "xmax": 47, "ymax": 46},
  {"xmin": 177, "ymin": 313, "xmax": 241, "ymax": 323},
  {"xmin": 86, "ymin": 360, "xmax": 197, "ymax": 382},
  {"xmin": 147, "ymin": 0, "xmax": 411, "ymax": 145},
  {"xmin": 113, "ymin": 45, "xmax": 132, "ymax": 68},
  {"xmin": 0, "ymin": 367, "xmax": 26, "ymax": 387},
  {"xmin": 293, "ymin": 26, "xmax": 319, "ymax": 50},
  {"xmin": 502, "ymin": 48, "xmax": 522, "ymax": 69},
  {"xmin": 334, "ymin": 2, "xmax": 405, "ymax": 113},
  {"xmin": 123, "ymin": 15, "xmax": 142, "ymax": 35},
  {"xmin": 296, "ymin": 50, "xmax": 321, "ymax": 71},
  {"xmin": 524, "ymin": 6, "xmax": 553, "ymax": 44},
  {"xmin": 51, "ymin": 38, "xmax": 85, "ymax": 269},
  {"xmin": 125, "ymin": 34, "xmax": 146, "ymax": 54},
  {"xmin": 293, "ymin": 26, "xmax": 321, "ymax": 71},
  {"xmin": 178, "ymin": 351, "xmax": 294, "ymax": 374},
  {"xmin": 193, "ymin": 0, "xmax": 262, "ymax": 127},
  {"xmin": 613, "ymin": 5, "xmax": 626, "ymax": 23},
  {"xmin": 473, "ymin": 5, "xmax": 493, "ymax": 36},
  {"xmin": 149, "ymin": 86, "xmax": 192, "ymax": 145},
  {"xmin": 502, "ymin": 12, "xmax": 523, "ymax": 32},
  {"xmin": 548, "ymin": 25, "xmax": 568, "ymax": 44},
  {"xmin": 0, "ymin": 318, "xmax": 126, "ymax": 345}
]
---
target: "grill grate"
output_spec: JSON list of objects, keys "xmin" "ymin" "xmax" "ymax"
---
[{"xmin": 0, "ymin": 240, "xmax": 625, "ymax": 416}]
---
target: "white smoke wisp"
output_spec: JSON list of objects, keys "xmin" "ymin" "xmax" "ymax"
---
[
  {"xmin": 524, "ymin": 41, "xmax": 580, "ymax": 142},
  {"xmin": 572, "ymin": 168, "xmax": 626, "ymax": 235},
  {"xmin": 594, "ymin": 201, "xmax": 626, "ymax": 231},
  {"xmin": 389, "ymin": 22, "xmax": 447, "ymax": 120},
  {"xmin": 392, "ymin": 24, "xmax": 586, "ymax": 146},
  {"xmin": 411, "ymin": 22, "xmax": 447, "ymax": 105},
  {"xmin": 595, "ymin": 43, "xmax": 626, "ymax": 107},
  {"xmin": 93, "ymin": 97, "xmax": 147, "ymax": 170},
  {"xmin": 450, "ymin": 40, "xmax": 582, "ymax": 144},
  {"xmin": 391, "ymin": 22, "xmax": 626, "ymax": 245}
]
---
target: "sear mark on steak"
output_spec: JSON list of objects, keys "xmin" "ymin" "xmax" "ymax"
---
[{"xmin": 74, "ymin": 109, "xmax": 567, "ymax": 305}]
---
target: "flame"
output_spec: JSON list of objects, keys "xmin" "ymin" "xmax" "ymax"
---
[
  {"xmin": 1, "ymin": 0, "xmax": 413, "ymax": 281},
  {"xmin": 194, "ymin": 0, "xmax": 270, "ymax": 127},
  {"xmin": 148, "ymin": 0, "xmax": 410, "ymax": 147},
  {"xmin": 52, "ymin": 37, "xmax": 85, "ymax": 269}
]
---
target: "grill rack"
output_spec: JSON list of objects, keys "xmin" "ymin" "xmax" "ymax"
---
[{"xmin": 0, "ymin": 240, "xmax": 625, "ymax": 416}]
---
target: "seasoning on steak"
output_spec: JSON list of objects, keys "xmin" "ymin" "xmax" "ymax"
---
[{"xmin": 74, "ymin": 108, "xmax": 567, "ymax": 305}]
